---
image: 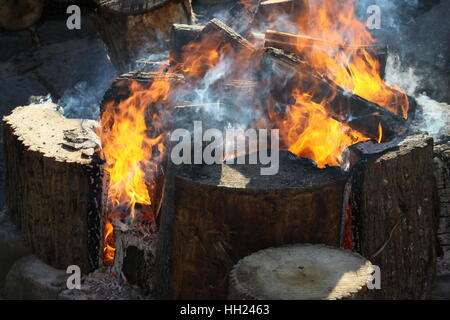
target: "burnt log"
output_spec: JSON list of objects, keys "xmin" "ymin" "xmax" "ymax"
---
[
  {"xmin": 169, "ymin": 151, "xmax": 350, "ymax": 299},
  {"xmin": 261, "ymin": 47, "xmax": 407, "ymax": 142},
  {"xmin": 170, "ymin": 18, "xmax": 256, "ymax": 78},
  {"xmin": 2, "ymin": 103, "xmax": 103, "ymax": 273},
  {"xmin": 264, "ymin": 30, "xmax": 388, "ymax": 78},
  {"xmin": 92, "ymin": 0, "xmax": 195, "ymax": 73},
  {"xmin": 202, "ymin": 18, "xmax": 255, "ymax": 54},
  {"xmin": 350, "ymin": 133, "xmax": 437, "ymax": 299},
  {"xmin": 169, "ymin": 24, "xmax": 204, "ymax": 66},
  {"xmin": 229, "ymin": 244, "xmax": 373, "ymax": 300},
  {"xmin": 100, "ymin": 71, "xmax": 186, "ymax": 115}
]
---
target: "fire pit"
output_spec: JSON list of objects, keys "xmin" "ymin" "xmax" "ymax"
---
[{"xmin": 1, "ymin": 0, "xmax": 448, "ymax": 300}]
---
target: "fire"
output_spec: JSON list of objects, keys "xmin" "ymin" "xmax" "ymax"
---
[
  {"xmin": 98, "ymin": 79, "xmax": 170, "ymax": 220},
  {"xmin": 289, "ymin": 0, "xmax": 409, "ymax": 118},
  {"xmin": 98, "ymin": 78, "xmax": 171, "ymax": 263},
  {"xmin": 277, "ymin": 91, "xmax": 369, "ymax": 168},
  {"xmin": 179, "ymin": 36, "xmax": 221, "ymax": 79},
  {"xmin": 377, "ymin": 123, "xmax": 383, "ymax": 144},
  {"xmin": 97, "ymin": 0, "xmax": 410, "ymax": 263},
  {"xmin": 103, "ymin": 220, "xmax": 116, "ymax": 264}
]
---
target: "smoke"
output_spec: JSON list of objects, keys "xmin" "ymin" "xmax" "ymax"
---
[
  {"xmin": 356, "ymin": 0, "xmax": 449, "ymax": 138},
  {"xmin": 415, "ymin": 94, "xmax": 448, "ymax": 138},
  {"xmin": 384, "ymin": 54, "xmax": 421, "ymax": 97}
]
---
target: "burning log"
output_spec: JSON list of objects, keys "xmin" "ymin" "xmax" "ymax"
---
[
  {"xmin": 169, "ymin": 24, "xmax": 204, "ymax": 66},
  {"xmin": 168, "ymin": 151, "xmax": 349, "ymax": 299},
  {"xmin": 101, "ymin": 71, "xmax": 186, "ymax": 115},
  {"xmin": 349, "ymin": 133, "xmax": 437, "ymax": 299},
  {"xmin": 2, "ymin": 103, "xmax": 104, "ymax": 273},
  {"xmin": 229, "ymin": 244, "xmax": 373, "ymax": 300},
  {"xmin": 261, "ymin": 47, "xmax": 407, "ymax": 142},
  {"xmin": 92, "ymin": 0, "xmax": 195, "ymax": 73},
  {"xmin": 264, "ymin": 30, "xmax": 388, "ymax": 78},
  {"xmin": 202, "ymin": 18, "xmax": 256, "ymax": 54},
  {"xmin": 255, "ymin": 0, "xmax": 306, "ymax": 21}
]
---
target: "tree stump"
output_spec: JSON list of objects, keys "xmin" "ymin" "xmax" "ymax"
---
[
  {"xmin": 2, "ymin": 103, "xmax": 104, "ymax": 273},
  {"xmin": 92, "ymin": 0, "xmax": 195, "ymax": 73},
  {"xmin": 350, "ymin": 133, "xmax": 437, "ymax": 299},
  {"xmin": 229, "ymin": 244, "xmax": 373, "ymax": 300},
  {"xmin": 169, "ymin": 151, "xmax": 350, "ymax": 299}
]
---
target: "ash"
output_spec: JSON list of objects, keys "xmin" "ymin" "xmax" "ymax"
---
[{"xmin": 59, "ymin": 267, "xmax": 150, "ymax": 300}]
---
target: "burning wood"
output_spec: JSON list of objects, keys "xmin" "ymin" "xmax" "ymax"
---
[
  {"xmin": 264, "ymin": 29, "xmax": 388, "ymax": 78},
  {"xmin": 170, "ymin": 18, "xmax": 256, "ymax": 79},
  {"xmin": 202, "ymin": 18, "xmax": 256, "ymax": 54},
  {"xmin": 170, "ymin": 24, "xmax": 205, "ymax": 66},
  {"xmin": 261, "ymin": 47, "xmax": 407, "ymax": 142}
]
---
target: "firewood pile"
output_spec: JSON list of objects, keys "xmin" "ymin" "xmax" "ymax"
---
[{"xmin": 1, "ymin": 0, "xmax": 448, "ymax": 300}]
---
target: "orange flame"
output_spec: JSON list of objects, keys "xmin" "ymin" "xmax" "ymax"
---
[
  {"xmin": 103, "ymin": 221, "xmax": 115, "ymax": 264},
  {"xmin": 98, "ymin": 78, "xmax": 171, "ymax": 264},
  {"xmin": 290, "ymin": 0, "xmax": 409, "ymax": 118},
  {"xmin": 98, "ymin": 79, "xmax": 170, "ymax": 221},
  {"xmin": 377, "ymin": 123, "xmax": 383, "ymax": 144},
  {"xmin": 277, "ymin": 91, "xmax": 369, "ymax": 168}
]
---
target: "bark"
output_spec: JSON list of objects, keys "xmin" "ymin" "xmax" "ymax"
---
[
  {"xmin": 2, "ymin": 103, "xmax": 103, "ymax": 273},
  {"xmin": 351, "ymin": 133, "xmax": 437, "ymax": 299},
  {"xmin": 169, "ymin": 24, "xmax": 204, "ymax": 66},
  {"xmin": 169, "ymin": 151, "xmax": 349, "ymax": 299}
]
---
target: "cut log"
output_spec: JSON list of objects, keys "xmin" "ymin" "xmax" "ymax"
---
[
  {"xmin": 2, "ymin": 103, "xmax": 104, "ymax": 273},
  {"xmin": 92, "ymin": 0, "xmax": 195, "ymax": 73},
  {"xmin": 264, "ymin": 30, "xmax": 388, "ymax": 78},
  {"xmin": 350, "ymin": 133, "xmax": 437, "ymax": 299},
  {"xmin": 261, "ymin": 47, "xmax": 407, "ymax": 142},
  {"xmin": 229, "ymin": 244, "xmax": 373, "ymax": 300},
  {"xmin": 169, "ymin": 151, "xmax": 350, "ymax": 299},
  {"xmin": 0, "ymin": 0, "xmax": 44, "ymax": 30}
]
